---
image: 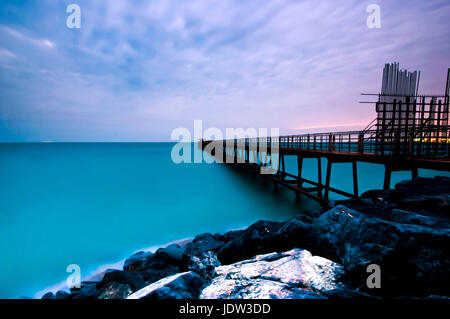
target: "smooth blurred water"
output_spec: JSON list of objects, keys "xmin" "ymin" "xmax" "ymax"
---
[{"xmin": 0, "ymin": 143, "xmax": 448, "ymax": 299}]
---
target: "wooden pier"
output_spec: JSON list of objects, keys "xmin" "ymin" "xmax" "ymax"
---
[{"xmin": 200, "ymin": 125, "xmax": 450, "ymax": 205}]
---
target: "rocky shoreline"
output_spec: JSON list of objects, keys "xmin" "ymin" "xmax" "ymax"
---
[{"xmin": 41, "ymin": 176, "xmax": 450, "ymax": 299}]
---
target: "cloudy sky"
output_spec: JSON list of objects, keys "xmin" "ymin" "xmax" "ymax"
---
[{"xmin": 0, "ymin": 0, "xmax": 449, "ymax": 142}]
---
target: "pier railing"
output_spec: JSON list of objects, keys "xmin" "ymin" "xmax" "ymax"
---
[{"xmin": 222, "ymin": 125, "xmax": 450, "ymax": 159}]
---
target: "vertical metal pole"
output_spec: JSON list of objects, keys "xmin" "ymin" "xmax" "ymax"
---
[
  {"xmin": 317, "ymin": 157, "xmax": 323, "ymax": 197},
  {"xmin": 383, "ymin": 164, "xmax": 391, "ymax": 190},
  {"xmin": 297, "ymin": 155, "xmax": 303, "ymax": 188},
  {"xmin": 352, "ymin": 160, "xmax": 358, "ymax": 197},
  {"xmin": 412, "ymin": 167, "xmax": 418, "ymax": 179},
  {"xmin": 324, "ymin": 159, "xmax": 332, "ymax": 201}
]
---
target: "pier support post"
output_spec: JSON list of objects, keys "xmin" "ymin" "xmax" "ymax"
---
[
  {"xmin": 383, "ymin": 164, "xmax": 391, "ymax": 190},
  {"xmin": 352, "ymin": 160, "xmax": 358, "ymax": 197},
  {"xmin": 297, "ymin": 155, "xmax": 303, "ymax": 188},
  {"xmin": 411, "ymin": 167, "xmax": 419, "ymax": 179},
  {"xmin": 279, "ymin": 154, "xmax": 286, "ymax": 179},
  {"xmin": 317, "ymin": 157, "xmax": 323, "ymax": 197},
  {"xmin": 324, "ymin": 160, "xmax": 332, "ymax": 201}
]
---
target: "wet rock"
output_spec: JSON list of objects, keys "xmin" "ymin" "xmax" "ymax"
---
[
  {"xmin": 140, "ymin": 244, "xmax": 187, "ymax": 277},
  {"xmin": 309, "ymin": 204, "xmax": 450, "ymax": 297},
  {"xmin": 188, "ymin": 233, "xmax": 225, "ymax": 254},
  {"xmin": 182, "ymin": 233, "xmax": 226, "ymax": 275},
  {"xmin": 124, "ymin": 244, "xmax": 189, "ymax": 285},
  {"xmin": 310, "ymin": 205, "xmax": 365, "ymax": 263},
  {"xmin": 187, "ymin": 251, "xmax": 221, "ymax": 280},
  {"xmin": 201, "ymin": 249, "xmax": 346, "ymax": 299},
  {"xmin": 142, "ymin": 265, "xmax": 181, "ymax": 284},
  {"xmin": 98, "ymin": 282, "xmax": 133, "ymax": 299},
  {"xmin": 390, "ymin": 209, "xmax": 450, "ymax": 229},
  {"xmin": 71, "ymin": 282, "xmax": 99, "ymax": 299},
  {"xmin": 127, "ymin": 271, "xmax": 205, "ymax": 299},
  {"xmin": 41, "ymin": 292, "xmax": 54, "ymax": 299},
  {"xmin": 97, "ymin": 270, "xmax": 145, "ymax": 292},
  {"xmin": 396, "ymin": 195, "xmax": 450, "ymax": 215},
  {"xmin": 394, "ymin": 176, "xmax": 450, "ymax": 197},
  {"xmin": 55, "ymin": 290, "xmax": 71, "ymax": 299},
  {"xmin": 321, "ymin": 288, "xmax": 379, "ymax": 299},
  {"xmin": 217, "ymin": 220, "xmax": 283, "ymax": 265},
  {"xmin": 271, "ymin": 216, "xmax": 312, "ymax": 251},
  {"xmin": 149, "ymin": 244, "xmax": 185, "ymax": 268},
  {"xmin": 215, "ymin": 229, "xmax": 245, "ymax": 243},
  {"xmin": 123, "ymin": 251, "xmax": 152, "ymax": 272}
]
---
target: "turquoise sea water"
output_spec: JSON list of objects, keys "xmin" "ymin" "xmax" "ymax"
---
[{"xmin": 0, "ymin": 143, "xmax": 448, "ymax": 299}]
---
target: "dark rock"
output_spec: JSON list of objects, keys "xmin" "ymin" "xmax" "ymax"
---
[
  {"xmin": 187, "ymin": 251, "xmax": 221, "ymax": 280},
  {"xmin": 360, "ymin": 189, "xmax": 386, "ymax": 200},
  {"xmin": 123, "ymin": 251, "xmax": 152, "ymax": 272},
  {"xmin": 98, "ymin": 282, "xmax": 133, "ymax": 299},
  {"xmin": 128, "ymin": 272, "xmax": 205, "ymax": 299},
  {"xmin": 215, "ymin": 229, "xmax": 245, "ymax": 243},
  {"xmin": 271, "ymin": 216, "xmax": 312, "ymax": 251},
  {"xmin": 390, "ymin": 209, "xmax": 450, "ymax": 229},
  {"xmin": 97, "ymin": 270, "xmax": 145, "ymax": 292},
  {"xmin": 54, "ymin": 290, "xmax": 70, "ymax": 299},
  {"xmin": 396, "ymin": 195, "xmax": 450, "ymax": 215},
  {"xmin": 322, "ymin": 288, "xmax": 380, "ymax": 299},
  {"xmin": 310, "ymin": 205, "xmax": 365, "ymax": 263},
  {"xmin": 394, "ymin": 176, "xmax": 450, "ymax": 197},
  {"xmin": 71, "ymin": 282, "xmax": 99, "ymax": 299},
  {"xmin": 182, "ymin": 233, "xmax": 225, "ymax": 271},
  {"xmin": 185, "ymin": 233, "xmax": 225, "ymax": 256},
  {"xmin": 41, "ymin": 292, "xmax": 54, "ymax": 299},
  {"xmin": 142, "ymin": 244, "xmax": 186, "ymax": 273},
  {"xmin": 309, "ymin": 204, "xmax": 450, "ymax": 297},
  {"xmin": 217, "ymin": 220, "xmax": 283, "ymax": 264},
  {"xmin": 142, "ymin": 264, "xmax": 181, "ymax": 284},
  {"xmin": 151, "ymin": 244, "xmax": 185, "ymax": 267}
]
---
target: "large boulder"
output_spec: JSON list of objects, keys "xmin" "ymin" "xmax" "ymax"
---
[
  {"xmin": 97, "ymin": 282, "xmax": 133, "ymax": 299},
  {"xmin": 148, "ymin": 244, "xmax": 186, "ymax": 268},
  {"xmin": 200, "ymin": 249, "xmax": 346, "ymax": 299},
  {"xmin": 142, "ymin": 265, "xmax": 181, "ymax": 284},
  {"xmin": 360, "ymin": 177, "xmax": 450, "ymax": 216},
  {"xmin": 70, "ymin": 281, "xmax": 99, "ymax": 299},
  {"xmin": 390, "ymin": 209, "xmax": 450, "ymax": 229},
  {"xmin": 271, "ymin": 215, "xmax": 312, "ymax": 251},
  {"xmin": 309, "ymin": 205, "xmax": 366, "ymax": 263},
  {"xmin": 124, "ymin": 244, "xmax": 188, "ymax": 284},
  {"xmin": 97, "ymin": 270, "xmax": 145, "ymax": 292},
  {"xmin": 183, "ymin": 233, "xmax": 226, "ymax": 262},
  {"xmin": 41, "ymin": 292, "xmax": 54, "ymax": 299},
  {"xmin": 127, "ymin": 272, "xmax": 205, "ymax": 299},
  {"xmin": 182, "ymin": 233, "xmax": 226, "ymax": 280},
  {"xmin": 54, "ymin": 290, "xmax": 71, "ymax": 299},
  {"xmin": 187, "ymin": 251, "xmax": 221, "ymax": 281},
  {"xmin": 217, "ymin": 220, "xmax": 283, "ymax": 265},
  {"xmin": 394, "ymin": 176, "xmax": 450, "ymax": 197},
  {"xmin": 123, "ymin": 251, "xmax": 152, "ymax": 272},
  {"xmin": 309, "ymin": 204, "xmax": 450, "ymax": 297}
]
